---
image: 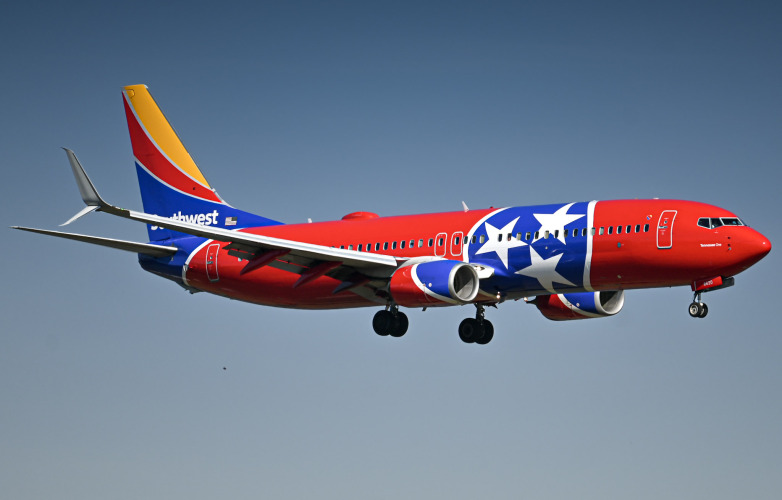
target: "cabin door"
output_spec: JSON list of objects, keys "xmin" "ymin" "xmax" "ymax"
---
[
  {"xmin": 435, "ymin": 232, "xmax": 447, "ymax": 257},
  {"xmin": 450, "ymin": 231, "xmax": 464, "ymax": 257},
  {"xmin": 657, "ymin": 210, "xmax": 677, "ymax": 249},
  {"xmin": 206, "ymin": 243, "xmax": 221, "ymax": 281}
]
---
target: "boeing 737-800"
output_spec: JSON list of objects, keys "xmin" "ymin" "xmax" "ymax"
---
[{"xmin": 13, "ymin": 85, "xmax": 772, "ymax": 344}]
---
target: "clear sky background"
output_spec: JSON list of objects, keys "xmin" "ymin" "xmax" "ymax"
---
[{"xmin": 2, "ymin": 1, "xmax": 780, "ymax": 499}]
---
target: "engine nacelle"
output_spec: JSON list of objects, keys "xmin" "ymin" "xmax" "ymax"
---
[
  {"xmin": 532, "ymin": 291, "xmax": 625, "ymax": 321},
  {"xmin": 389, "ymin": 260, "xmax": 479, "ymax": 308}
]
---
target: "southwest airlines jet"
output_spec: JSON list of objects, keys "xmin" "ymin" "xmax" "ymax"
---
[{"xmin": 14, "ymin": 85, "xmax": 771, "ymax": 345}]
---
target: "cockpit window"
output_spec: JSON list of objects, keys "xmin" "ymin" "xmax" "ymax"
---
[{"xmin": 699, "ymin": 217, "xmax": 746, "ymax": 229}]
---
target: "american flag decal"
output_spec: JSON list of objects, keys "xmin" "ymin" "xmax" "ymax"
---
[{"xmin": 225, "ymin": 216, "xmax": 238, "ymax": 226}]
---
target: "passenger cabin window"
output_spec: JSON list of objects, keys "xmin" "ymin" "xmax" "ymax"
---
[
  {"xmin": 479, "ymin": 235, "xmax": 485, "ymax": 244},
  {"xmin": 525, "ymin": 232, "xmax": 531, "ymax": 241},
  {"xmin": 644, "ymin": 224, "xmax": 650, "ymax": 232},
  {"xmin": 392, "ymin": 241, "xmax": 397, "ymax": 250},
  {"xmin": 383, "ymin": 242, "xmax": 388, "ymax": 250},
  {"xmin": 375, "ymin": 243, "xmax": 380, "ymax": 251},
  {"xmin": 357, "ymin": 244, "xmax": 362, "ymax": 251},
  {"xmin": 437, "ymin": 237, "xmax": 444, "ymax": 246},
  {"xmin": 635, "ymin": 224, "xmax": 640, "ymax": 233},
  {"xmin": 617, "ymin": 226, "xmax": 622, "ymax": 234},
  {"xmin": 428, "ymin": 238, "xmax": 433, "ymax": 247},
  {"xmin": 599, "ymin": 227, "xmax": 604, "ymax": 235},
  {"xmin": 608, "ymin": 226, "xmax": 613, "ymax": 235}
]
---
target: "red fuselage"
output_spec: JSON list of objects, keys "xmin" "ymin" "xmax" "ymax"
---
[{"xmin": 179, "ymin": 199, "xmax": 770, "ymax": 309}]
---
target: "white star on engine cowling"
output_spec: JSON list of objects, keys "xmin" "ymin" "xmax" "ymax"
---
[
  {"xmin": 533, "ymin": 203, "xmax": 585, "ymax": 244},
  {"xmin": 516, "ymin": 246, "xmax": 574, "ymax": 293},
  {"xmin": 475, "ymin": 217, "xmax": 526, "ymax": 269}
]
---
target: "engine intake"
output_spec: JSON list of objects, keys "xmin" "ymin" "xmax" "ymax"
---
[{"xmin": 389, "ymin": 260, "xmax": 479, "ymax": 308}]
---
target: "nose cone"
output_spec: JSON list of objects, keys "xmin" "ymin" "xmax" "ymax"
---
[
  {"xmin": 738, "ymin": 228, "xmax": 771, "ymax": 269},
  {"xmin": 752, "ymin": 229, "xmax": 771, "ymax": 258}
]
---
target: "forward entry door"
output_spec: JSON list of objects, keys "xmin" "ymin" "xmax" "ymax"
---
[{"xmin": 657, "ymin": 210, "xmax": 677, "ymax": 249}]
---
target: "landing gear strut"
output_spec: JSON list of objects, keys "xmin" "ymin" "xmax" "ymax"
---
[
  {"xmin": 373, "ymin": 305, "xmax": 408, "ymax": 337},
  {"xmin": 688, "ymin": 292, "xmax": 709, "ymax": 318},
  {"xmin": 458, "ymin": 304, "xmax": 494, "ymax": 345}
]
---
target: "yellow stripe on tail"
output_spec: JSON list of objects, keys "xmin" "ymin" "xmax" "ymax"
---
[{"xmin": 123, "ymin": 84, "xmax": 210, "ymax": 187}]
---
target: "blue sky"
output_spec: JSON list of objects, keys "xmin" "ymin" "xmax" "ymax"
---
[{"xmin": 2, "ymin": 1, "xmax": 780, "ymax": 499}]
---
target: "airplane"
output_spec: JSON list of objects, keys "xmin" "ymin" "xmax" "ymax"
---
[{"xmin": 13, "ymin": 85, "xmax": 772, "ymax": 345}]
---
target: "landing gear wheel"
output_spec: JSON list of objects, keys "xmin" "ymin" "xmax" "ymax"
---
[
  {"xmin": 458, "ymin": 318, "xmax": 480, "ymax": 343},
  {"xmin": 688, "ymin": 302, "xmax": 708, "ymax": 318},
  {"xmin": 389, "ymin": 312, "xmax": 409, "ymax": 337},
  {"xmin": 459, "ymin": 304, "xmax": 496, "ymax": 344},
  {"xmin": 475, "ymin": 320, "xmax": 494, "ymax": 345},
  {"xmin": 373, "ymin": 310, "xmax": 394, "ymax": 336}
]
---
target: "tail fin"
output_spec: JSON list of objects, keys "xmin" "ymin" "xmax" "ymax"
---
[{"xmin": 122, "ymin": 85, "xmax": 280, "ymax": 241}]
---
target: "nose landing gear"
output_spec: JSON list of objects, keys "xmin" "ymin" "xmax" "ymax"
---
[
  {"xmin": 688, "ymin": 294, "xmax": 709, "ymax": 318},
  {"xmin": 458, "ymin": 304, "xmax": 494, "ymax": 345},
  {"xmin": 687, "ymin": 277, "xmax": 735, "ymax": 318}
]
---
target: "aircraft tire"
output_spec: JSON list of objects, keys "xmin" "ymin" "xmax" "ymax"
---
[
  {"xmin": 698, "ymin": 303, "xmax": 708, "ymax": 318},
  {"xmin": 373, "ymin": 310, "xmax": 394, "ymax": 336},
  {"xmin": 688, "ymin": 302, "xmax": 701, "ymax": 318},
  {"xmin": 475, "ymin": 320, "xmax": 494, "ymax": 345},
  {"xmin": 390, "ymin": 312, "xmax": 409, "ymax": 337},
  {"xmin": 458, "ymin": 318, "xmax": 481, "ymax": 343}
]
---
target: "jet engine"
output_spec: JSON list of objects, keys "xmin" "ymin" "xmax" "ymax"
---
[
  {"xmin": 389, "ymin": 260, "xmax": 479, "ymax": 308},
  {"xmin": 532, "ymin": 291, "xmax": 625, "ymax": 321}
]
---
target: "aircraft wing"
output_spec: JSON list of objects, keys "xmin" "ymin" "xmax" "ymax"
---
[
  {"xmin": 12, "ymin": 226, "xmax": 178, "ymax": 258},
  {"xmin": 55, "ymin": 149, "xmax": 401, "ymax": 289}
]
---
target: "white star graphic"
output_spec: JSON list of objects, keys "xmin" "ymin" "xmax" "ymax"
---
[
  {"xmin": 533, "ymin": 203, "xmax": 585, "ymax": 244},
  {"xmin": 515, "ymin": 246, "xmax": 574, "ymax": 293},
  {"xmin": 475, "ymin": 217, "xmax": 527, "ymax": 269}
]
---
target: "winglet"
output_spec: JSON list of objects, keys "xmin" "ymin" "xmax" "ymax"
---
[
  {"xmin": 60, "ymin": 148, "xmax": 111, "ymax": 225},
  {"xmin": 60, "ymin": 205, "xmax": 99, "ymax": 226}
]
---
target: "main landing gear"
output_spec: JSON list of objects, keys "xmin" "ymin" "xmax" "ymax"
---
[
  {"xmin": 372, "ymin": 303, "xmax": 496, "ymax": 344},
  {"xmin": 688, "ymin": 292, "xmax": 709, "ymax": 318},
  {"xmin": 373, "ymin": 305, "xmax": 409, "ymax": 337},
  {"xmin": 458, "ymin": 304, "xmax": 494, "ymax": 345}
]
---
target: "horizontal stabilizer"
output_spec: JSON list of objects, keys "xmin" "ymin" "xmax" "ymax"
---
[{"xmin": 12, "ymin": 226, "xmax": 178, "ymax": 258}]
